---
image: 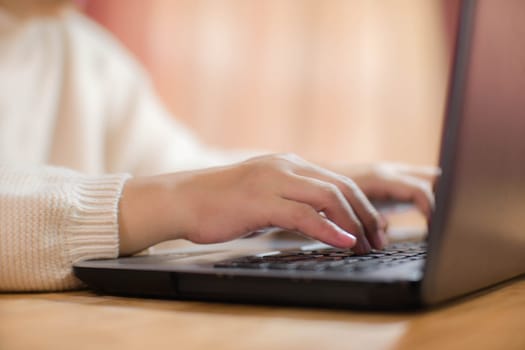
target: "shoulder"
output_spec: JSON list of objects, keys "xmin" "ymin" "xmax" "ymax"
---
[{"xmin": 61, "ymin": 9, "xmax": 150, "ymax": 86}]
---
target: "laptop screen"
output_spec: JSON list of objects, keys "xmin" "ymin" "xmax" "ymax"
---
[{"xmin": 422, "ymin": 0, "xmax": 525, "ymax": 304}]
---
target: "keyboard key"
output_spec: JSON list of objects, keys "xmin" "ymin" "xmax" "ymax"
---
[{"xmin": 213, "ymin": 242, "xmax": 427, "ymax": 272}]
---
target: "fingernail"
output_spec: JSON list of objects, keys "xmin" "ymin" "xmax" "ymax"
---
[
  {"xmin": 336, "ymin": 228, "xmax": 357, "ymax": 246},
  {"xmin": 342, "ymin": 231, "xmax": 357, "ymax": 245}
]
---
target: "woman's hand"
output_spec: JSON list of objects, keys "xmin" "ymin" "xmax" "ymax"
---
[
  {"xmin": 118, "ymin": 154, "xmax": 437, "ymax": 256},
  {"xmin": 329, "ymin": 162, "xmax": 439, "ymax": 218}
]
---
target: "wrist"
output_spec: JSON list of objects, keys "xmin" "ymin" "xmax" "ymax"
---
[{"xmin": 118, "ymin": 176, "xmax": 183, "ymax": 256}]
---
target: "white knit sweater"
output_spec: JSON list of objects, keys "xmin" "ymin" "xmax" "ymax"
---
[{"xmin": 0, "ymin": 8, "xmax": 252, "ymax": 291}]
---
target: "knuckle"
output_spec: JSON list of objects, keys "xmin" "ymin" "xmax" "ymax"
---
[
  {"xmin": 339, "ymin": 177, "xmax": 360, "ymax": 195},
  {"xmin": 256, "ymin": 153, "xmax": 305, "ymax": 173},
  {"xmin": 320, "ymin": 183, "xmax": 343, "ymax": 203},
  {"xmin": 272, "ymin": 152, "xmax": 302, "ymax": 164}
]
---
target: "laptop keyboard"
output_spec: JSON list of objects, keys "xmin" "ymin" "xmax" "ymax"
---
[{"xmin": 214, "ymin": 242, "xmax": 426, "ymax": 273}]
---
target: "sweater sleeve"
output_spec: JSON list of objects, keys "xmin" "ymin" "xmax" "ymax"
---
[{"xmin": 0, "ymin": 165, "xmax": 130, "ymax": 291}]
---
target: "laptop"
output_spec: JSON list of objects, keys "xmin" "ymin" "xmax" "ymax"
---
[{"xmin": 74, "ymin": 0, "xmax": 525, "ymax": 309}]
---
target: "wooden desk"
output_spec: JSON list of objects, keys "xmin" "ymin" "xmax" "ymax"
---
[
  {"xmin": 1, "ymin": 216, "xmax": 523, "ymax": 350},
  {"xmin": 1, "ymin": 277, "xmax": 524, "ymax": 349}
]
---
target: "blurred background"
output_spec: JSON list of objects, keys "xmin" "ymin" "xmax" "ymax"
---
[{"xmin": 84, "ymin": 0, "xmax": 459, "ymax": 166}]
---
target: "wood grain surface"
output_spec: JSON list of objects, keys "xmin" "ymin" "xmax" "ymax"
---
[{"xmin": 1, "ymin": 274, "xmax": 523, "ymax": 350}]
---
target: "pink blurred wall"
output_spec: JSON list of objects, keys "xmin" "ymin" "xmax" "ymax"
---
[{"xmin": 84, "ymin": 0, "xmax": 458, "ymax": 165}]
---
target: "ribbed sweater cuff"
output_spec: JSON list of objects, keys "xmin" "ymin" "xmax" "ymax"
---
[{"xmin": 65, "ymin": 173, "xmax": 132, "ymax": 263}]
